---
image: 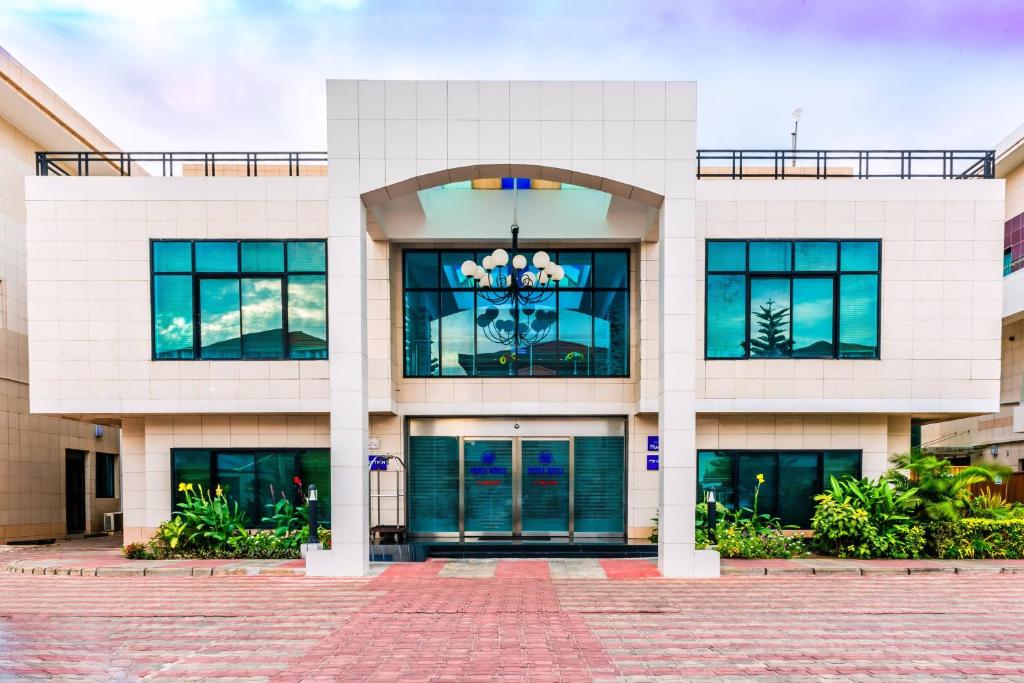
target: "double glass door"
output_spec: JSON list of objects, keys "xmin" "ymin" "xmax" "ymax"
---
[{"xmin": 464, "ymin": 437, "xmax": 571, "ymax": 537}]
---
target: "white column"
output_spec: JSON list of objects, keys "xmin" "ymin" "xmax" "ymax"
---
[
  {"xmin": 309, "ymin": 80, "xmax": 370, "ymax": 575},
  {"xmin": 657, "ymin": 201, "xmax": 699, "ymax": 577}
]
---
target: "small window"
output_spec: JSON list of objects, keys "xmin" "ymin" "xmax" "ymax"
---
[{"xmin": 96, "ymin": 453, "xmax": 117, "ymax": 499}]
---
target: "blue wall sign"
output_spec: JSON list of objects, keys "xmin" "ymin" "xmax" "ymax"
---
[
  {"xmin": 648, "ymin": 435, "xmax": 659, "ymax": 452},
  {"xmin": 647, "ymin": 454, "xmax": 659, "ymax": 471},
  {"xmin": 368, "ymin": 455, "xmax": 387, "ymax": 471}
]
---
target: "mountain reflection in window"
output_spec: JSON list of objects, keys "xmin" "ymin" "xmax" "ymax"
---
[{"xmin": 152, "ymin": 240, "xmax": 327, "ymax": 360}]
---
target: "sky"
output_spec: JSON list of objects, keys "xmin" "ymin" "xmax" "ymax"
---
[{"xmin": 2, "ymin": 0, "xmax": 1023, "ymax": 151}]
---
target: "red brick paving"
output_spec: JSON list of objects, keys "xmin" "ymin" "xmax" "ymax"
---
[
  {"xmin": 3, "ymin": 571, "xmax": 1024, "ymax": 680},
  {"xmin": 599, "ymin": 558, "xmax": 662, "ymax": 580},
  {"xmin": 494, "ymin": 559, "xmax": 551, "ymax": 579}
]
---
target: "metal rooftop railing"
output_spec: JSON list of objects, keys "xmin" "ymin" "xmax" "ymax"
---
[
  {"xmin": 35, "ymin": 151, "xmax": 328, "ymax": 178},
  {"xmin": 696, "ymin": 149, "xmax": 995, "ymax": 179},
  {"xmin": 36, "ymin": 149, "xmax": 996, "ymax": 180}
]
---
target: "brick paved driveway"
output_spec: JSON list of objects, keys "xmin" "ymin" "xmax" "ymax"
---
[{"xmin": 1, "ymin": 564, "xmax": 1023, "ymax": 682}]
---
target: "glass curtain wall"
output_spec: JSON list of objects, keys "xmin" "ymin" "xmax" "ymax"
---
[
  {"xmin": 403, "ymin": 249, "xmax": 629, "ymax": 377},
  {"xmin": 696, "ymin": 450, "xmax": 861, "ymax": 527},
  {"xmin": 151, "ymin": 240, "xmax": 328, "ymax": 360},
  {"xmin": 705, "ymin": 240, "xmax": 880, "ymax": 359}
]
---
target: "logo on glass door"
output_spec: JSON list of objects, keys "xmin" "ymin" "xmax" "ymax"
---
[
  {"xmin": 481, "ymin": 451, "xmax": 496, "ymax": 465},
  {"xmin": 538, "ymin": 451, "xmax": 553, "ymax": 465},
  {"xmin": 528, "ymin": 450, "xmax": 565, "ymax": 478}
]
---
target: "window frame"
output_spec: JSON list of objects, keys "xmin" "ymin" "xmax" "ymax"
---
[
  {"xmin": 95, "ymin": 452, "xmax": 117, "ymax": 499},
  {"xmin": 150, "ymin": 239, "xmax": 328, "ymax": 361},
  {"xmin": 169, "ymin": 447, "xmax": 331, "ymax": 528},
  {"xmin": 697, "ymin": 448, "xmax": 863, "ymax": 527},
  {"xmin": 401, "ymin": 247, "xmax": 631, "ymax": 379},
  {"xmin": 704, "ymin": 238, "xmax": 881, "ymax": 360}
]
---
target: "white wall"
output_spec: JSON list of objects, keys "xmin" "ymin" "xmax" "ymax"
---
[
  {"xmin": 24, "ymin": 176, "xmax": 330, "ymax": 416},
  {"xmin": 696, "ymin": 179, "xmax": 1005, "ymax": 416}
]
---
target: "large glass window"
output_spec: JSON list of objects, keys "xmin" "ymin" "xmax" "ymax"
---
[
  {"xmin": 697, "ymin": 450, "xmax": 861, "ymax": 527},
  {"xmin": 151, "ymin": 240, "xmax": 327, "ymax": 360},
  {"xmin": 705, "ymin": 240, "xmax": 880, "ymax": 359},
  {"xmin": 96, "ymin": 453, "xmax": 117, "ymax": 499},
  {"xmin": 170, "ymin": 448, "xmax": 331, "ymax": 527},
  {"xmin": 402, "ymin": 249, "xmax": 630, "ymax": 377}
]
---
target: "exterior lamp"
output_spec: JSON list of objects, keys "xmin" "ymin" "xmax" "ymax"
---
[
  {"xmin": 307, "ymin": 484, "xmax": 318, "ymax": 546},
  {"xmin": 706, "ymin": 489, "xmax": 717, "ymax": 544},
  {"xmin": 790, "ymin": 108, "xmax": 803, "ymax": 167}
]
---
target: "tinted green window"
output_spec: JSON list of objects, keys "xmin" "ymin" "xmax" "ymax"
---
[
  {"xmin": 404, "ymin": 249, "xmax": 629, "ymax": 378},
  {"xmin": 705, "ymin": 240, "xmax": 879, "ymax": 359},
  {"xmin": 707, "ymin": 241, "xmax": 746, "ymax": 272},
  {"xmin": 241, "ymin": 278, "xmax": 283, "ymax": 358},
  {"xmin": 749, "ymin": 278, "xmax": 791, "ymax": 357},
  {"xmin": 153, "ymin": 275, "xmax": 194, "ymax": 359},
  {"xmin": 287, "ymin": 241, "xmax": 326, "ymax": 272},
  {"xmin": 199, "ymin": 279, "xmax": 241, "ymax": 358},
  {"xmin": 841, "ymin": 241, "xmax": 879, "ymax": 271},
  {"xmin": 195, "ymin": 242, "xmax": 238, "ymax": 272},
  {"xmin": 404, "ymin": 291, "xmax": 439, "ymax": 376},
  {"xmin": 794, "ymin": 242, "xmax": 837, "ymax": 271},
  {"xmin": 404, "ymin": 251, "xmax": 438, "ymax": 288},
  {"xmin": 152, "ymin": 240, "xmax": 326, "ymax": 360},
  {"xmin": 706, "ymin": 275, "xmax": 746, "ymax": 358},
  {"xmin": 697, "ymin": 450, "xmax": 862, "ymax": 528},
  {"xmin": 749, "ymin": 241, "xmax": 792, "ymax": 271},
  {"xmin": 288, "ymin": 275, "xmax": 327, "ymax": 359},
  {"xmin": 838, "ymin": 274, "xmax": 879, "ymax": 358},
  {"xmin": 96, "ymin": 453, "xmax": 116, "ymax": 499},
  {"xmin": 521, "ymin": 440, "xmax": 570, "ymax": 532},
  {"xmin": 408, "ymin": 437, "xmax": 460, "ymax": 534},
  {"xmin": 574, "ymin": 436, "xmax": 624, "ymax": 533},
  {"xmin": 171, "ymin": 449, "xmax": 331, "ymax": 528},
  {"xmin": 791, "ymin": 278, "xmax": 834, "ymax": 357},
  {"xmin": 241, "ymin": 242, "xmax": 284, "ymax": 272},
  {"xmin": 594, "ymin": 251, "xmax": 628, "ymax": 288},
  {"xmin": 153, "ymin": 242, "xmax": 192, "ymax": 272}
]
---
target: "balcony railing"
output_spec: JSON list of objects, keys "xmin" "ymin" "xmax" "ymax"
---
[
  {"xmin": 36, "ymin": 149, "xmax": 997, "ymax": 180},
  {"xmin": 35, "ymin": 151, "xmax": 328, "ymax": 177},
  {"xmin": 696, "ymin": 149, "xmax": 995, "ymax": 180}
]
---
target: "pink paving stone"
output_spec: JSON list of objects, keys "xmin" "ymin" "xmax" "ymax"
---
[
  {"xmin": 599, "ymin": 558, "xmax": 661, "ymax": 579},
  {"xmin": 378, "ymin": 559, "xmax": 447, "ymax": 577},
  {"xmin": 494, "ymin": 559, "xmax": 551, "ymax": 579}
]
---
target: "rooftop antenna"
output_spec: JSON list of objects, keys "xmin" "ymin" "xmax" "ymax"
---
[{"xmin": 791, "ymin": 108, "xmax": 803, "ymax": 167}]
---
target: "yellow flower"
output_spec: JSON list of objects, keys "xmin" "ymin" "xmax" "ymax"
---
[
  {"xmin": 178, "ymin": 482, "xmax": 193, "ymax": 493},
  {"xmin": 756, "ymin": 473, "xmax": 765, "ymax": 484},
  {"xmin": 215, "ymin": 485, "xmax": 223, "ymax": 498}
]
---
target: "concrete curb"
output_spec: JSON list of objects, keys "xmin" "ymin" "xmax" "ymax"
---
[{"xmin": 5, "ymin": 563, "xmax": 305, "ymax": 577}]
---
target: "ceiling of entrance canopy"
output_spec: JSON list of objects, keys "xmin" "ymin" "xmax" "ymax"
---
[{"xmin": 365, "ymin": 176, "xmax": 659, "ymax": 242}]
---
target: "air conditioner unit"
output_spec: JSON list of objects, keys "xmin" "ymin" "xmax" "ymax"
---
[{"xmin": 103, "ymin": 512, "xmax": 123, "ymax": 533}]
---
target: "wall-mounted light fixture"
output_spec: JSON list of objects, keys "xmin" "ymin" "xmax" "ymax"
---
[{"xmin": 991, "ymin": 444, "xmax": 999, "ymax": 457}]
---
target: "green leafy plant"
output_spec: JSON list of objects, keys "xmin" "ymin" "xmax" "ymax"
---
[
  {"xmin": 748, "ymin": 298, "xmax": 792, "ymax": 357},
  {"xmin": 887, "ymin": 450, "xmax": 1012, "ymax": 521},
  {"xmin": 155, "ymin": 516, "xmax": 188, "ymax": 550},
  {"xmin": 811, "ymin": 476, "xmax": 924, "ymax": 559},
  {"xmin": 964, "ymin": 489, "xmax": 1017, "ymax": 519},
  {"xmin": 262, "ymin": 495, "xmax": 308, "ymax": 538},
  {"xmin": 926, "ymin": 519, "xmax": 1024, "ymax": 559},
  {"xmin": 122, "ymin": 542, "xmax": 152, "ymax": 560},
  {"xmin": 174, "ymin": 482, "xmax": 248, "ymax": 550},
  {"xmin": 648, "ymin": 511, "xmax": 658, "ymax": 544},
  {"xmin": 227, "ymin": 530, "xmax": 302, "ymax": 559}
]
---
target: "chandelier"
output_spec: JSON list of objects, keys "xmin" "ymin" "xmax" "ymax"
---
[{"xmin": 459, "ymin": 222, "xmax": 566, "ymax": 350}]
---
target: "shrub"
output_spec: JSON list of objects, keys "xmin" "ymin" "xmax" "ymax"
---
[
  {"xmin": 175, "ymin": 483, "xmax": 248, "ymax": 551},
  {"xmin": 123, "ymin": 542, "xmax": 152, "ymax": 560},
  {"xmin": 713, "ymin": 524, "xmax": 805, "ymax": 559},
  {"xmin": 964, "ymin": 490, "xmax": 1017, "ymax": 520},
  {"xmin": 926, "ymin": 519, "xmax": 1024, "ymax": 559},
  {"xmin": 227, "ymin": 530, "xmax": 302, "ymax": 559},
  {"xmin": 887, "ymin": 450, "xmax": 1011, "ymax": 522},
  {"xmin": 811, "ymin": 476, "xmax": 924, "ymax": 559}
]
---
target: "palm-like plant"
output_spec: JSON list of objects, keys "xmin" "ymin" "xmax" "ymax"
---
[
  {"xmin": 748, "ymin": 298, "xmax": 792, "ymax": 357},
  {"xmin": 887, "ymin": 450, "xmax": 1012, "ymax": 522}
]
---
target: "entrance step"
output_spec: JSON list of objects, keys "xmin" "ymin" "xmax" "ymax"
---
[{"xmin": 418, "ymin": 542, "xmax": 657, "ymax": 560}]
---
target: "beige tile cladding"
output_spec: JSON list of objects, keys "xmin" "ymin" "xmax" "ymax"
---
[
  {"xmin": 695, "ymin": 179, "xmax": 1005, "ymax": 415},
  {"xmin": 0, "ymin": 111, "xmax": 120, "ymax": 543},
  {"xmin": 121, "ymin": 413, "xmax": 330, "ymax": 543},
  {"xmin": 24, "ymin": 176, "xmax": 330, "ymax": 416}
]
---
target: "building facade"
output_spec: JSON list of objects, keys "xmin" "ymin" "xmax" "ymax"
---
[
  {"xmin": 24, "ymin": 80, "xmax": 1003, "ymax": 576},
  {"xmin": 921, "ymin": 125, "xmax": 1024, "ymax": 468},
  {"xmin": 0, "ymin": 48, "xmax": 121, "ymax": 542}
]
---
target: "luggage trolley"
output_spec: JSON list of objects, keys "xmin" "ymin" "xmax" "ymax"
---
[{"xmin": 368, "ymin": 453, "xmax": 407, "ymax": 546}]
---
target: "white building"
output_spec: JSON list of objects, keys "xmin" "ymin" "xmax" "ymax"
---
[{"xmin": 24, "ymin": 80, "xmax": 1003, "ymax": 576}]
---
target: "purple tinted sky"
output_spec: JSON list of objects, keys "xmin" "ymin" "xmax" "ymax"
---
[{"xmin": 1, "ymin": 0, "xmax": 1021, "ymax": 150}]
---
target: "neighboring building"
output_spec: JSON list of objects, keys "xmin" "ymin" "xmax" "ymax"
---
[
  {"xmin": 921, "ymin": 124, "xmax": 1024, "ymax": 469},
  {"xmin": 0, "ymin": 47, "xmax": 121, "ymax": 542},
  {"xmin": 23, "ymin": 80, "xmax": 1003, "ymax": 576}
]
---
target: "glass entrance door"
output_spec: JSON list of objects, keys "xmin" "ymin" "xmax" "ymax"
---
[
  {"xmin": 463, "ymin": 439, "xmax": 514, "ymax": 535},
  {"xmin": 520, "ymin": 439, "xmax": 570, "ymax": 535}
]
